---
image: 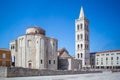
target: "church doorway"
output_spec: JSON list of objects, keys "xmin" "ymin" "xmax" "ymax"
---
[
  {"xmin": 28, "ymin": 63, "xmax": 32, "ymax": 68},
  {"xmin": 28, "ymin": 60, "xmax": 32, "ymax": 68}
]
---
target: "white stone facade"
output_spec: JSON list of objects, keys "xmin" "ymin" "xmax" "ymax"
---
[
  {"xmin": 75, "ymin": 7, "xmax": 90, "ymax": 68},
  {"xmin": 10, "ymin": 27, "xmax": 58, "ymax": 70},
  {"xmin": 95, "ymin": 50, "xmax": 120, "ymax": 69}
]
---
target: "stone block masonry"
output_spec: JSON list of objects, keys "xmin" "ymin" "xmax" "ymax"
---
[
  {"xmin": 0, "ymin": 67, "xmax": 7, "ymax": 77},
  {"xmin": 0, "ymin": 67, "xmax": 102, "ymax": 77}
]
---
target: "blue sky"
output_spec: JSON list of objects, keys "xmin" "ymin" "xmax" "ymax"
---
[{"xmin": 0, "ymin": 0, "xmax": 120, "ymax": 56}]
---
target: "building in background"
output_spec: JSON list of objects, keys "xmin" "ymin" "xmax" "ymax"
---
[
  {"xmin": 10, "ymin": 27, "xmax": 58, "ymax": 70},
  {"xmin": 90, "ymin": 50, "xmax": 120, "ymax": 69},
  {"xmin": 90, "ymin": 52, "xmax": 96, "ymax": 69},
  {"xmin": 75, "ymin": 6, "xmax": 90, "ymax": 68},
  {"xmin": 58, "ymin": 48, "xmax": 82, "ymax": 70},
  {"xmin": 0, "ymin": 48, "xmax": 11, "ymax": 67}
]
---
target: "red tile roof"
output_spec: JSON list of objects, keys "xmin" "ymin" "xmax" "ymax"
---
[{"xmin": 96, "ymin": 50, "xmax": 120, "ymax": 54}]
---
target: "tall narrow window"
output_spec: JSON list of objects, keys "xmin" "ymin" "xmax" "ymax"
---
[
  {"xmin": 81, "ymin": 44, "xmax": 83, "ymax": 49},
  {"xmin": 49, "ymin": 60, "xmax": 51, "ymax": 64},
  {"xmin": 106, "ymin": 57, "xmax": 108, "ymax": 60},
  {"xmin": 2, "ymin": 53, "xmax": 6, "ymax": 59},
  {"xmin": 80, "ymin": 34, "xmax": 83, "ymax": 39},
  {"xmin": 77, "ymin": 25, "xmax": 79, "ymax": 31},
  {"xmin": 77, "ymin": 34, "xmax": 79, "ymax": 40},
  {"xmin": 111, "ymin": 57, "xmax": 113, "ymax": 65},
  {"xmin": 80, "ymin": 24, "xmax": 83, "ymax": 29},
  {"xmin": 111, "ymin": 57, "xmax": 113, "ymax": 60},
  {"xmin": 78, "ymin": 53, "xmax": 79, "ymax": 58},
  {"xmin": 28, "ymin": 40, "xmax": 31, "ymax": 47},
  {"xmin": 101, "ymin": 58, "xmax": 103, "ymax": 65},
  {"xmin": 41, "ymin": 60, "xmax": 42, "ymax": 64},
  {"xmin": 54, "ymin": 60, "xmax": 55, "ymax": 64},
  {"xmin": 77, "ymin": 44, "xmax": 80, "ymax": 50},
  {"xmin": 81, "ymin": 53, "xmax": 83, "ymax": 58},
  {"xmin": 85, "ymin": 44, "xmax": 87, "ymax": 49},
  {"xmin": 117, "ymin": 57, "xmax": 119, "ymax": 60},
  {"xmin": 106, "ymin": 57, "xmax": 108, "ymax": 65},
  {"xmin": 2, "ymin": 53, "xmax": 6, "ymax": 66}
]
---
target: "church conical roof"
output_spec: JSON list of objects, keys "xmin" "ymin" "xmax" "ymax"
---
[{"xmin": 79, "ymin": 6, "xmax": 85, "ymax": 18}]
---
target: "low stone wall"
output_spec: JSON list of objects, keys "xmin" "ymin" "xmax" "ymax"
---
[
  {"xmin": 0, "ymin": 67, "xmax": 102, "ymax": 77},
  {"xmin": 0, "ymin": 67, "xmax": 7, "ymax": 77}
]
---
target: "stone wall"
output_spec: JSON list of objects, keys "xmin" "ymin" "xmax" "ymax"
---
[
  {"xmin": 0, "ymin": 67, "xmax": 7, "ymax": 77},
  {"xmin": 58, "ymin": 58, "xmax": 82, "ymax": 70},
  {"xmin": 0, "ymin": 67, "xmax": 102, "ymax": 77}
]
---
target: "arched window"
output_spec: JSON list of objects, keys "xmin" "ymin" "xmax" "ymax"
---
[
  {"xmin": 80, "ymin": 24, "xmax": 83, "ymax": 29},
  {"xmin": 41, "ymin": 60, "xmax": 42, "ymax": 64},
  {"xmin": 78, "ymin": 53, "xmax": 79, "ymax": 58},
  {"xmin": 81, "ymin": 53, "xmax": 83, "ymax": 58},
  {"xmin": 77, "ymin": 34, "xmax": 79, "ymax": 40},
  {"xmin": 77, "ymin": 25, "xmax": 79, "ymax": 31},
  {"xmin": 80, "ymin": 34, "xmax": 83, "ymax": 40},
  {"xmin": 13, "ymin": 45, "xmax": 14, "ymax": 49},
  {"xmin": 81, "ymin": 44, "xmax": 83, "ymax": 49},
  {"xmin": 77, "ymin": 44, "xmax": 80, "ymax": 50}
]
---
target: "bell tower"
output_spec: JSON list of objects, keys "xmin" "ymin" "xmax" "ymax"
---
[{"xmin": 75, "ymin": 6, "xmax": 90, "ymax": 68}]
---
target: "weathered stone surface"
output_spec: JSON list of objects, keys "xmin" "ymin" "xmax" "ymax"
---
[
  {"xmin": 10, "ymin": 27, "xmax": 58, "ymax": 70},
  {"xmin": 0, "ymin": 67, "xmax": 102, "ymax": 77},
  {"xmin": 58, "ymin": 48, "xmax": 82, "ymax": 70},
  {"xmin": 0, "ymin": 67, "xmax": 7, "ymax": 77}
]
